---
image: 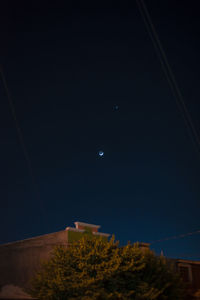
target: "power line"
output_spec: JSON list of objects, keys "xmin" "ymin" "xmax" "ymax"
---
[
  {"xmin": 136, "ymin": 0, "xmax": 200, "ymax": 156},
  {"xmin": 150, "ymin": 229, "xmax": 200, "ymax": 245},
  {"xmin": 170, "ymin": 253, "xmax": 200, "ymax": 259},
  {"xmin": 0, "ymin": 66, "xmax": 41, "ymax": 204}
]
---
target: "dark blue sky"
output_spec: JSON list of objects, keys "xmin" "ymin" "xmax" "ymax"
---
[{"xmin": 1, "ymin": 1, "xmax": 200, "ymax": 260}]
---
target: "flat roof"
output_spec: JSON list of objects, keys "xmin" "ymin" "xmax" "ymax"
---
[
  {"xmin": 0, "ymin": 230, "xmax": 65, "ymax": 247},
  {"xmin": 176, "ymin": 259, "xmax": 200, "ymax": 265},
  {"xmin": 74, "ymin": 221, "xmax": 101, "ymax": 229}
]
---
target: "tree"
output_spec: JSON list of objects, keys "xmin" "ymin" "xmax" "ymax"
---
[{"xmin": 30, "ymin": 236, "xmax": 183, "ymax": 300}]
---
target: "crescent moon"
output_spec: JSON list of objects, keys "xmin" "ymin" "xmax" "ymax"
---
[{"xmin": 98, "ymin": 151, "xmax": 104, "ymax": 157}]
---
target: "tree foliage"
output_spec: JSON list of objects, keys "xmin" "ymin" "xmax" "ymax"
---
[{"xmin": 30, "ymin": 236, "xmax": 183, "ymax": 300}]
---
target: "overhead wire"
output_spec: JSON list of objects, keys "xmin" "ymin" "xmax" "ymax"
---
[
  {"xmin": 170, "ymin": 253, "xmax": 200, "ymax": 259},
  {"xmin": 149, "ymin": 229, "xmax": 200, "ymax": 245},
  {"xmin": 135, "ymin": 0, "xmax": 200, "ymax": 156},
  {"xmin": 0, "ymin": 66, "xmax": 41, "ymax": 206}
]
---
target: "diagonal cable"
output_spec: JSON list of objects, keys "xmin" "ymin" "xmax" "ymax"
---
[
  {"xmin": 0, "ymin": 66, "xmax": 41, "ymax": 203},
  {"xmin": 150, "ymin": 229, "xmax": 200, "ymax": 245},
  {"xmin": 136, "ymin": 0, "xmax": 200, "ymax": 156}
]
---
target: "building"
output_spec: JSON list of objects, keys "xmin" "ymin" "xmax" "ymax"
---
[
  {"xmin": 0, "ymin": 221, "xmax": 200, "ymax": 299},
  {"xmin": 174, "ymin": 259, "xmax": 200, "ymax": 300},
  {"xmin": 0, "ymin": 221, "xmax": 109, "ymax": 299}
]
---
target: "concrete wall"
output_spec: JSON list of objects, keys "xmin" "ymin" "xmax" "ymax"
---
[{"xmin": 0, "ymin": 230, "xmax": 68, "ymax": 290}]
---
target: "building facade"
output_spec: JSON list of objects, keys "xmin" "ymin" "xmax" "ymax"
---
[
  {"xmin": 174, "ymin": 259, "xmax": 200, "ymax": 299},
  {"xmin": 0, "ymin": 222, "xmax": 109, "ymax": 299}
]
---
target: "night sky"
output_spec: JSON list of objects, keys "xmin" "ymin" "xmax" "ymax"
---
[{"xmin": 1, "ymin": 1, "xmax": 200, "ymax": 260}]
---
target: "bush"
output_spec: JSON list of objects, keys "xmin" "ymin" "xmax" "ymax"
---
[{"xmin": 30, "ymin": 236, "xmax": 183, "ymax": 300}]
